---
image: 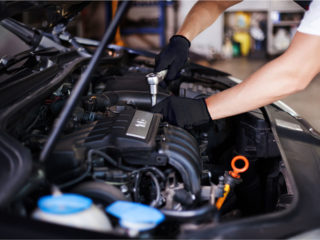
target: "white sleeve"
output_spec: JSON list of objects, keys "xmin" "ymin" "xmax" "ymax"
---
[{"xmin": 297, "ymin": 0, "xmax": 320, "ymax": 36}]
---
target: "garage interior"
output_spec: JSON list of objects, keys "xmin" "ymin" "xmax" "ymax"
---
[{"xmin": 1, "ymin": 0, "xmax": 318, "ymax": 131}]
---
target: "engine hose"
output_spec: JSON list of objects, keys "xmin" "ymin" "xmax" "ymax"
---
[
  {"xmin": 133, "ymin": 171, "xmax": 141, "ymax": 202},
  {"xmin": 146, "ymin": 172, "xmax": 161, "ymax": 208},
  {"xmin": 161, "ymin": 204, "xmax": 215, "ymax": 222},
  {"xmin": 132, "ymin": 170, "xmax": 162, "ymax": 207},
  {"xmin": 59, "ymin": 149, "xmax": 139, "ymax": 188},
  {"xmin": 89, "ymin": 149, "xmax": 134, "ymax": 172},
  {"xmin": 57, "ymin": 151, "xmax": 93, "ymax": 189},
  {"xmin": 131, "ymin": 166, "xmax": 166, "ymax": 181},
  {"xmin": 97, "ymin": 91, "xmax": 169, "ymax": 110}
]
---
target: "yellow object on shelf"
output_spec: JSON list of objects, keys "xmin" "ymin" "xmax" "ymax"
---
[
  {"xmin": 233, "ymin": 32, "xmax": 251, "ymax": 56},
  {"xmin": 235, "ymin": 12, "xmax": 251, "ymax": 29}
]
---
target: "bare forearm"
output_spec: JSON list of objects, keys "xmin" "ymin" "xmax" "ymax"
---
[
  {"xmin": 205, "ymin": 32, "xmax": 320, "ymax": 120},
  {"xmin": 205, "ymin": 59, "xmax": 304, "ymax": 119},
  {"xmin": 176, "ymin": 1, "xmax": 241, "ymax": 41}
]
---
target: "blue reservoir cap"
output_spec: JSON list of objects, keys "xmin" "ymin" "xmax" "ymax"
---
[
  {"xmin": 38, "ymin": 194, "xmax": 92, "ymax": 215},
  {"xmin": 106, "ymin": 201, "xmax": 165, "ymax": 231}
]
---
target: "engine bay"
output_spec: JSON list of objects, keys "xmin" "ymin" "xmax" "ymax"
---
[{"xmin": 0, "ymin": 45, "xmax": 293, "ymax": 238}]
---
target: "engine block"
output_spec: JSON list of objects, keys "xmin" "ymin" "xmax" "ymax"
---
[{"xmin": 48, "ymin": 107, "xmax": 201, "ymax": 197}]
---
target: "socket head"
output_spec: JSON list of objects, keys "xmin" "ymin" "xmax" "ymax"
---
[{"xmin": 146, "ymin": 73, "xmax": 159, "ymax": 85}]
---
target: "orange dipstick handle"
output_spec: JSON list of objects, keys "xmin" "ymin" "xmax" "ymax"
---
[
  {"xmin": 216, "ymin": 156, "xmax": 249, "ymax": 210},
  {"xmin": 229, "ymin": 155, "xmax": 249, "ymax": 178}
]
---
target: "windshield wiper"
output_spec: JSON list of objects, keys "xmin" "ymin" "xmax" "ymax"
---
[
  {"xmin": 1, "ymin": 18, "xmax": 67, "ymax": 51},
  {"xmin": 0, "ymin": 48, "xmax": 59, "ymax": 72}
]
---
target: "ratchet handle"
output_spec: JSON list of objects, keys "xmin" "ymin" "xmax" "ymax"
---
[
  {"xmin": 156, "ymin": 69, "xmax": 168, "ymax": 82},
  {"xmin": 146, "ymin": 69, "xmax": 168, "ymax": 85},
  {"xmin": 158, "ymin": 69, "xmax": 168, "ymax": 89}
]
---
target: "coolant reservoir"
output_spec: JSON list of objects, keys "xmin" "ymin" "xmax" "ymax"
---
[
  {"xmin": 32, "ymin": 193, "xmax": 112, "ymax": 232},
  {"xmin": 106, "ymin": 201, "xmax": 164, "ymax": 232}
]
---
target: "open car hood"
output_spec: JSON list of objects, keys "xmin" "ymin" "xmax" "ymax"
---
[{"xmin": 0, "ymin": 1, "xmax": 88, "ymax": 24}]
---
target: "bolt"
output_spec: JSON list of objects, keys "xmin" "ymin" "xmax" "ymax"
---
[{"xmin": 120, "ymin": 185, "xmax": 129, "ymax": 193}]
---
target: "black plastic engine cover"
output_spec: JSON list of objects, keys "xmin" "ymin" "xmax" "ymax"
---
[
  {"xmin": 47, "ymin": 107, "xmax": 163, "ymax": 182},
  {"xmin": 47, "ymin": 107, "xmax": 202, "ymax": 198}
]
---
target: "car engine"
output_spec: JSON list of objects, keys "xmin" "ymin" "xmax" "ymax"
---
[
  {"xmin": 48, "ymin": 105, "xmax": 202, "ymax": 205},
  {"xmin": 0, "ymin": 14, "xmax": 290, "ymax": 238}
]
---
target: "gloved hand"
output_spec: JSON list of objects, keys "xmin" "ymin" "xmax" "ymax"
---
[
  {"xmin": 155, "ymin": 35, "xmax": 190, "ymax": 84},
  {"xmin": 152, "ymin": 96, "xmax": 211, "ymax": 128}
]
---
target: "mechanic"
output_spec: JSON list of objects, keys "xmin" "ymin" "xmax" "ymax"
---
[{"xmin": 153, "ymin": 0, "xmax": 320, "ymax": 128}]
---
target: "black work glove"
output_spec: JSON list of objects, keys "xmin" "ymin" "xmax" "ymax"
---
[
  {"xmin": 152, "ymin": 96, "xmax": 211, "ymax": 128},
  {"xmin": 155, "ymin": 35, "xmax": 190, "ymax": 84}
]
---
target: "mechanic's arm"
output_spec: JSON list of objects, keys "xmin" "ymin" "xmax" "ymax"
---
[
  {"xmin": 177, "ymin": 1, "xmax": 241, "ymax": 41},
  {"xmin": 155, "ymin": 1, "xmax": 241, "ymax": 82},
  {"xmin": 206, "ymin": 32, "xmax": 320, "ymax": 120},
  {"xmin": 153, "ymin": 32, "xmax": 320, "ymax": 128}
]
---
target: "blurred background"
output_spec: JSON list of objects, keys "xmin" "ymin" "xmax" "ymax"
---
[{"xmin": 1, "ymin": 0, "xmax": 319, "ymax": 130}]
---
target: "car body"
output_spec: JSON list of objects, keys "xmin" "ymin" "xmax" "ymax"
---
[{"xmin": 0, "ymin": 2, "xmax": 320, "ymax": 239}]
